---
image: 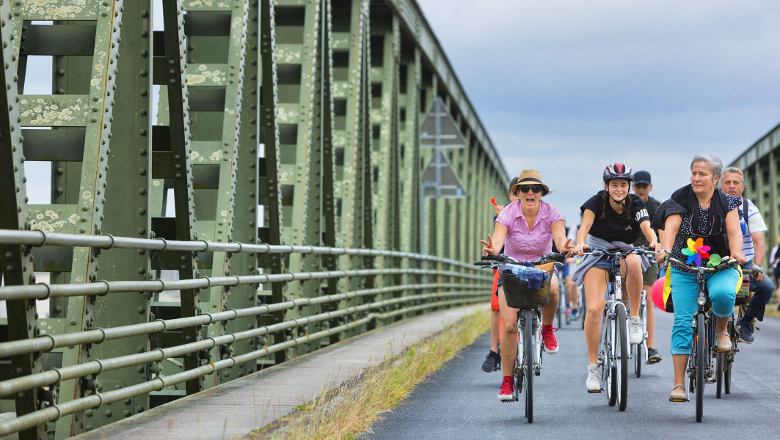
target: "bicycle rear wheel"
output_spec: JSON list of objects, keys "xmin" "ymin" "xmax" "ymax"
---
[
  {"xmin": 716, "ymin": 352, "xmax": 724, "ymax": 398},
  {"xmin": 633, "ymin": 342, "xmax": 643, "ymax": 378},
  {"xmin": 557, "ymin": 305, "xmax": 565, "ymax": 329},
  {"xmin": 725, "ymin": 320, "xmax": 736, "ymax": 395},
  {"xmin": 523, "ymin": 310, "xmax": 534, "ymax": 423},
  {"xmin": 695, "ymin": 313, "xmax": 706, "ymax": 423},
  {"xmin": 615, "ymin": 304, "xmax": 628, "ymax": 411}
]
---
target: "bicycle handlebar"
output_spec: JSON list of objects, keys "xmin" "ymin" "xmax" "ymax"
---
[
  {"xmin": 665, "ymin": 256, "xmax": 738, "ymax": 273},
  {"xmin": 474, "ymin": 252, "xmax": 566, "ymax": 267}
]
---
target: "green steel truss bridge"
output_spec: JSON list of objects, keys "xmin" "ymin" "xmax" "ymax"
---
[{"xmin": 0, "ymin": 0, "xmax": 509, "ymax": 438}]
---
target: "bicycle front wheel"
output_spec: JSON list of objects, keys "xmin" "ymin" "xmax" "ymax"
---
[
  {"xmin": 615, "ymin": 304, "xmax": 628, "ymax": 411},
  {"xmin": 523, "ymin": 310, "xmax": 535, "ymax": 423},
  {"xmin": 696, "ymin": 313, "xmax": 706, "ymax": 423}
]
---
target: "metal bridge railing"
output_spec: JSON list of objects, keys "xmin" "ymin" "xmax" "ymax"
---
[{"xmin": 0, "ymin": 230, "xmax": 490, "ymax": 437}]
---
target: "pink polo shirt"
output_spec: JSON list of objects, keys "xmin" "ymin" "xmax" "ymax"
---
[{"xmin": 496, "ymin": 199, "xmax": 564, "ymax": 262}]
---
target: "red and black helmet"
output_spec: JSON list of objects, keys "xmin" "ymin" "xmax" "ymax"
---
[{"xmin": 603, "ymin": 163, "xmax": 633, "ymax": 183}]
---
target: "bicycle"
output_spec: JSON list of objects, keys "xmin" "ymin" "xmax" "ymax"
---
[
  {"xmin": 476, "ymin": 252, "xmax": 565, "ymax": 423},
  {"xmin": 582, "ymin": 247, "xmax": 646, "ymax": 411},
  {"xmin": 664, "ymin": 255, "xmax": 738, "ymax": 423}
]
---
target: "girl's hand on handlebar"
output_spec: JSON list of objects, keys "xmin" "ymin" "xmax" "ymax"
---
[
  {"xmin": 732, "ymin": 252, "xmax": 746, "ymax": 265},
  {"xmin": 655, "ymin": 249, "xmax": 668, "ymax": 265},
  {"xmin": 649, "ymin": 242, "xmax": 661, "ymax": 252},
  {"xmin": 480, "ymin": 235, "xmax": 495, "ymax": 256},
  {"xmin": 573, "ymin": 243, "xmax": 588, "ymax": 257}
]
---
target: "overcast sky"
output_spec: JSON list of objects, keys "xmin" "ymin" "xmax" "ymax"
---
[{"xmin": 417, "ymin": 0, "xmax": 780, "ymax": 224}]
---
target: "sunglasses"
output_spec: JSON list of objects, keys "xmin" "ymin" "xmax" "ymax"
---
[{"xmin": 518, "ymin": 185, "xmax": 543, "ymax": 194}]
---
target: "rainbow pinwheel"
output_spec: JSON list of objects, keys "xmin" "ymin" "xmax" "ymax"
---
[{"xmin": 681, "ymin": 238, "xmax": 710, "ymax": 267}]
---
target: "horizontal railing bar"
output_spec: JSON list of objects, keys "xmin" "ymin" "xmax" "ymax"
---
[
  {"xmin": 0, "ymin": 297, "xmax": 484, "ymax": 436},
  {"xmin": 0, "ymin": 290, "xmax": 484, "ymax": 397},
  {"xmin": 0, "ymin": 268, "xmax": 490, "ymax": 301},
  {"xmin": 0, "ymin": 229, "xmax": 476, "ymax": 270}
]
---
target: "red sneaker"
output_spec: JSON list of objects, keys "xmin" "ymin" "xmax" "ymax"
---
[
  {"xmin": 498, "ymin": 376, "xmax": 515, "ymax": 401},
  {"xmin": 542, "ymin": 324, "xmax": 558, "ymax": 354}
]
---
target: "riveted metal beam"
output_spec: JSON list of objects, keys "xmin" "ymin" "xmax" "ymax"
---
[
  {"xmin": 225, "ymin": 0, "xmax": 261, "ymax": 381},
  {"xmin": 180, "ymin": 0, "xmax": 249, "ymax": 389},
  {"xmin": 259, "ymin": 0, "xmax": 286, "ymax": 366},
  {"xmin": 9, "ymin": 0, "xmax": 122, "ymax": 436},
  {"xmin": 0, "ymin": 2, "xmax": 45, "ymax": 438},
  {"xmin": 91, "ymin": 0, "xmax": 153, "ymax": 430},
  {"xmin": 154, "ymin": 0, "xmax": 202, "ymax": 398}
]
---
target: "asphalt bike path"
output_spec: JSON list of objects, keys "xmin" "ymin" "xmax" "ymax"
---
[{"xmin": 367, "ymin": 309, "xmax": 780, "ymax": 439}]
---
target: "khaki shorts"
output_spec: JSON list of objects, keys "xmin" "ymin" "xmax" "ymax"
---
[{"xmin": 642, "ymin": 262, "xmax": 660, "ymax": 287}]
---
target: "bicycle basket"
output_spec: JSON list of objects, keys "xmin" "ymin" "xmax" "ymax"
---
[{"xmin": 500, "ymin": 261, "xmax": 554, "ymax": 310}]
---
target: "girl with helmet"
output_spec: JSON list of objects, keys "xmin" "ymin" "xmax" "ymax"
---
[{"xmin": 572, "ymin": 163, "xmax": 660, "ymax": 392}]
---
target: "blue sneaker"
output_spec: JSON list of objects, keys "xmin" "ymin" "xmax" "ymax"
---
[
  {"xmin": 570, "ymin": 307, "xmax": 580, "ymax": 320},
  {"xmin": 738, "ymin": 317, "xmax": 754, "ymax": 344}
]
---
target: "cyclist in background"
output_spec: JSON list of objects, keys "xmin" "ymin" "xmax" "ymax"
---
[
  {"xmin": 632, "ymin": 170, "xmax": 663, "ymax": 363},
  {"xmin": 481, "ymin": 170, "xmax": 573, "ymax": 400},
  {"xmin": 654, "ymin": 155, "xmax": 744, "ymax": 401},
  {"xmin": 482, "ymin": 177, "xmax": 520, "ymax": 373},
  {"xmin": 572, "ymin": 163, "xmax": 659, "ymax": 392},
  {"xmin": 771, "ymin": 237, "xmax": 780, "ymax": 304},
  {"xmin": 552, "ymin": 218, "xmax": 575, "ymax": 319},
  {"xmin": 566, "ymin": 214, "xmax": 582, "ymax": 319},
  {"xmin": 720, "ymin": 167, "xmax": 775, "ymax": 343}
]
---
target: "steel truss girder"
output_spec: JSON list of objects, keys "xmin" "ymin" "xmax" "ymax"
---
[
  {"xmin": 180, "ymin": 0, "xmax": 249, "ymax": 389},
  {"xmin": 9, "ymin": 1, "xmax": 122, "ymax": 437},
  {"xmin": 0, "ymin": 2, "xmax": 45, "ymax": 439}
]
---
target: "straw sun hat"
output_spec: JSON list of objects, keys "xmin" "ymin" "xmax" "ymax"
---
[{"xmin": 510, "ymin": 169, "xmax": 550, "ymax": 196}]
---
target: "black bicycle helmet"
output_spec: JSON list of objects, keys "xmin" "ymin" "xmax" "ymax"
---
[{"xmin": 603, "ymin": 163, "xmax": 634, "ymax": 183}]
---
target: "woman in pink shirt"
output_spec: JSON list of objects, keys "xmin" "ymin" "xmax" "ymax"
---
[{"xmin": 481, "ymin": 170, "xmax": 573, "ymax": 401}]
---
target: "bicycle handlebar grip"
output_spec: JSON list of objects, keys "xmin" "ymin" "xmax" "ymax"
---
[
  {"xmin": 547, "ymin": 252, "xmax": 566, "ymax": 262},
  {"xmin": 473, "ymin": 261, "xmax": 492, "ymax": 266},
  {"xmin": 481, "ymin": 255, "xmax": 504, "ymax": 261}
]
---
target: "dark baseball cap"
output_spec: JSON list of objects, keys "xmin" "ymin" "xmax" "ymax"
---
[{"xmin": 634, "ymin": 170, "xmax": 651, "ymax": 185}]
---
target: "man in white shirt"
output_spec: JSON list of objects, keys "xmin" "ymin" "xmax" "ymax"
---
[{"xmin": 721, "ymin": 167, "xmax": 775, "ymax": 343}]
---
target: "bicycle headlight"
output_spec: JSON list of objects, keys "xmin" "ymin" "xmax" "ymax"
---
[{"xmin": 697, "ymin": 296, "xmax": 706, "ymax": 306}]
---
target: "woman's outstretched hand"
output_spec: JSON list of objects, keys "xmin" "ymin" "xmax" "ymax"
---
[{"xmin": 480, "ymin": 235, "xmax": 495, "ymax": 256}]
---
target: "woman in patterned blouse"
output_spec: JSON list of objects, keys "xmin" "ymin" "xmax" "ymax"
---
[{"xmin": 655, "ymin": 155, "xmax": 746, "ymax": 401}]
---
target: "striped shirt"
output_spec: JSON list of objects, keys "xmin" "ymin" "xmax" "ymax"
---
[{"xmin": 739, "ymin": 199, "xmax": 767, "ymax": 262}]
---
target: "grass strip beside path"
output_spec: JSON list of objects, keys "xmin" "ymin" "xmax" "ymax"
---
[{"xmin": 249, "ymin": 308, "xmax": 491, "ymax": 440}]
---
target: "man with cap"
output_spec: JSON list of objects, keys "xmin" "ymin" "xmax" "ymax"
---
[{"xmin": 632, "ymin": 170, "xmax": 663, "ymax": 363}]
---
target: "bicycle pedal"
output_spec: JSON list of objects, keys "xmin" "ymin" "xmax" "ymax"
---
[
  {"xmin": 588, "ymin": 389, "xmax": 602, "ymax": 394},
  {"xmin": 669, "ymin": 397, "xmax": 689, "ymax": 403}
]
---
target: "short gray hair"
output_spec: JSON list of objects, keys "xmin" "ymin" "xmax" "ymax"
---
[
  {"xmin": 722, "ymin": 166, "xmax": 744, "ymax": 185},
  {"xmin": 691, "ymin": 154, "xmax": 723, "ymax": 178}
]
